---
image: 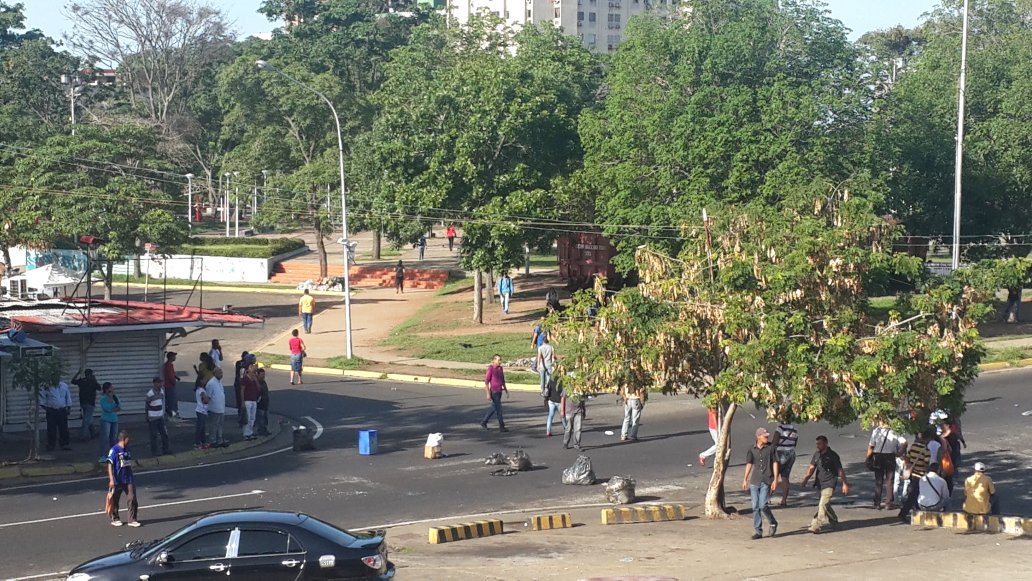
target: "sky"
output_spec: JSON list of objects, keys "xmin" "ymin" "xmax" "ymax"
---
[{"xmin": 23, "ymin": 0, "xmax": 941, "ymax": 43}]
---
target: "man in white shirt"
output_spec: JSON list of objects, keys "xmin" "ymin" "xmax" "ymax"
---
[
  {"xmin": 39, "ymin": 381, "xmax": 73, "ymax": 451},
  {"xmin": 144, "ymin": 378, "xmax": 170, "ymax": 456},
  {"xmin": 206, "ymin": 367, "xmax": 228, "ymax": 448},
  {"xmin": 917, "ymin": 464, "xmax": 950, "ymax": 511}
]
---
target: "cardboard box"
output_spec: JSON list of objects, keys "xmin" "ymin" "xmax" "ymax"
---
[{"xmin": 424, "ymin": 445, "xmax": 442, "ymax": 460}]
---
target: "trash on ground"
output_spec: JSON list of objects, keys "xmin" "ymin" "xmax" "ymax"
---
[
  {"xmin": 562, "ymin": 454, "xmax": 596, "ymax": 485},
  {"xmin": 605, "ymin": 475, "xmax": 637, "ymax": 504},
  {"xmin": 484, "ymin": 452, "xmax": 507, "ymax": 465},
  {"xmin": 604, "ymin": 430, "xmax": 615, "ymax": 436},
  {"xmin": 508, "ymin": 448, "xmax": 533, "ymax": 471}
]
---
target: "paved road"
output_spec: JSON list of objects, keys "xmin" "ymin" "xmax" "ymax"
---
[{"xmin": 1, "ymin": 367, "xmax": 1030, "ymax": 579}]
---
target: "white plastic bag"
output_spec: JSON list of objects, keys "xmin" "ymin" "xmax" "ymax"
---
[{"xmin": 425, "ymin": 433, "xmax": 444, "ymax": 447}]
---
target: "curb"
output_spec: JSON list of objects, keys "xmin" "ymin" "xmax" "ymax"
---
[
  {"xmin": 0, "ymin": 415, "xmax": 287, "ymax": 483},
  {"xmin": 601, "ymin": 504, "xmax": 688, "ymax": 525},
  {"xmin": 266, "ymin": 363, "xmax": 541, "ymax": 392},
  {"xmin": 977, "ymin": 358, "xmax": 1032, "ymax": 372},
  {"xmin": 107, "ymin": 281, "xmax": 350, "ymax": 297},
  {"xmin": 526, "ymin": 513, "xmax": 573, "ymax": 531},
  {"xmin": 911, "ymin": 511, "xmax": 1032, "ymax": 536},
  {"xmin": 429, "ymin": 519, "xmax": 504, "ymax": 544}
]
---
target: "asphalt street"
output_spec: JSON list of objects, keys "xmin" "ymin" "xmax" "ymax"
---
[{"xmin": 1, "ymin": 366, "xmax": 1030, "ymax": 579}]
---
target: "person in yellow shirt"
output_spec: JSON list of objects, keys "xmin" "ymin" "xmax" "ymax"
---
[
  {"xmin": 963, "ymin": 461, "xmax": 998, "ymax": 515},
  {"xmin": 298, "ymin": 289, "xmax": 316, "ymax": 334}
]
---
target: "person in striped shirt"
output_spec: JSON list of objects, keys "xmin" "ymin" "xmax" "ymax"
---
[
  {"xmin": 773, "ymin": 422, "xmax": 798, "ymax": 507},
  {"xmin": 898, "ymin": 431, "xmax": 932, "ymax": 522}
]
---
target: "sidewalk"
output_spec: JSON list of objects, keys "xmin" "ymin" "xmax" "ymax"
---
[
  {"xmin": 0, "ymin": 404, "xmax": 289, "ymax": 482},
  {"xmin": 385, "ymin": 503, "xmax": 1031, "ymax": 579}
]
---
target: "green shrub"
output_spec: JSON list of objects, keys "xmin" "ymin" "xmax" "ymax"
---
[{"xmin": 181, "ymin": 237, "xmax": 306, "ymax": 258}]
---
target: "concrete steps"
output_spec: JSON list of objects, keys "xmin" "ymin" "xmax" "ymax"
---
[{"xmin": 269, "ymin": 261, "xmax": 450, "ymax": 289}]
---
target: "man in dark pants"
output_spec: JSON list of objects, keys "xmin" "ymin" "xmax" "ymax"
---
[
  {"xmin": 561, "ymin": 390, "xmax": 586, "ymax": 451},
  {"xmin": 899, "ymin": 431, "xmax": 931, "ymax": 522},
  {"xmin": 256, "ymin": 367, "xmax": 271, "ymax": 437},
  {"xmin": 481, "ymin": 355, "xmax": 509, "ymax": 432},
  {"xmin": 144, "ymin": 378, "xmax": 171, "ymax": 456},
  {"xmin": 162, "ymin": 352, "xmax": 180, "ymax": 420},
  {"xmin": 39, "ymin": 381, "xmax": 73, "ymax": 451},
  {"xmin": 106, "ymin": 430, "xmax": 140, "ymax": 527}
]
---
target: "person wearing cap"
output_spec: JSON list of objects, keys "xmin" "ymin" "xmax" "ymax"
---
[
  {"xmin": 162, "ymin": 352, "xmax": 180, "ymax": 420},
  {"xmin": 742, "ymin": 427, "xmax": 779, "ymax": 539},
  {"xmin": 801, "ymin": 435, "xmax": 849, "ymax": 533},
  {"xmin": 144, "ymin": 377, "xmax": 171, "ymax": 456},
  {"xmin": 963, "ymin": 462, "xmax": 998, "ymax": 516}
]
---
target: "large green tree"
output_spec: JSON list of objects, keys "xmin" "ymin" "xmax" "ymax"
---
[
  {"xmin": 576, "ymin": 0, "xmax": 869, "ymax": 272},
  {"xmin": 552, "ymin": 187, "xmax": 989, "ymax": 517},
  {"xmin": 357, "ymin": 16, "xmax": 601, "ymax": 321},
  {"xmin": 869, "ymin": 0, "xmax": 1032, "ymax": 256}
]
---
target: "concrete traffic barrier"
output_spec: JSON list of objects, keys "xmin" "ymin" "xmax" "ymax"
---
[
  {"xmin": 526, "ymin": 513, "xmax": 573, "ymax": 531},
  {"xmin": 601, "ymin": 504, "xmax": 687, "ymax": 525},
  {"xmin": 912, "ymin": 511, "xmax": 1030, "ymax": 536},
  {"xmin": 429, "ymin": 519, "xmax": 504, "ymax": 544}
]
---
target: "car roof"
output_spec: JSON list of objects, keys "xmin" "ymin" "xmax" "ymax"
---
[{"xmin": 193, "ymin": 510, "xmax": 311, "ymax": 527}]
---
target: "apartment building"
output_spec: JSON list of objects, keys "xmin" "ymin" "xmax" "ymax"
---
[{"xmin": 423, "ymin": 0, "xmax": 685, "ymax": 53}]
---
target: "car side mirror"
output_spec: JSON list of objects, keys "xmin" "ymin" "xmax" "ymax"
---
[{"xmin": 156, "ymin": 551, "xmax": 171, "ymax": 565}]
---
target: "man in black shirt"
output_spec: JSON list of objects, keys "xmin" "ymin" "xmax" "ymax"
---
[
  {"xmin": 742, "ymin": 427, "xmax": 780, "ymax": 539},
  {"xmin": 72, "ymin": 369, "xmax": 101, "ymax": 441},
  {"xmin": 801, "ymin": 435, "xmax": 850, "ymax": 533}
]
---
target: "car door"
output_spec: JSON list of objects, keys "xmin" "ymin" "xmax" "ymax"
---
[
  {"xmin": 149, "ymin": 529, "xmax": 234, "ymax": 579},
  {"xmin": 228, "ymin": 528, "xmax": 306, "ymax": 581}
]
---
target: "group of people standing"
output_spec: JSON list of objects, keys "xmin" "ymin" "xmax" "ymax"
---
[{"xmin": 191, "ymin": 339, "xmax": 272, "ymax": 450}]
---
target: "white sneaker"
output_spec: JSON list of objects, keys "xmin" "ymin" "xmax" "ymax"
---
[
  {"xmin": 110, "ymin": 520, "xmax": 123, "ymax": 527},
  {"xmin": 127, "ymin": 521, "xmax": 142, "ymax": 528}
]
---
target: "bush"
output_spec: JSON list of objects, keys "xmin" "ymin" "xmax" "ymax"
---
[{"xmin": 181, "ymin": 237, "xmax": 306, "ymax": 258}]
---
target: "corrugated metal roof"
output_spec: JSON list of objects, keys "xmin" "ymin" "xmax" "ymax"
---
[{"xmin": 0, "ymin": 298, "xmax": 263, "ymax": 332}]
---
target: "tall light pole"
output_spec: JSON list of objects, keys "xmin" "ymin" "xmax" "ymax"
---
[
  {"xmin": 223, "ymin": 172, "xmax": 231, "ymax": 237},
  {"xmin": 185, "ymin": 173, "xmax": 194, "ymax": 223},
  {"xmin": 951, "ymin": 0, "xmax": 970, "ymax": 271},
  {"xmin": 60, "ymin": 72, "xmax": 83, "ymax": 136},
  {"xmin": 233, "ymin": 171, "xmax": 241, "ymax": 238},
  {"xmin": 256, "ymin": 59, "xmax": 354, "ymax": 358}
]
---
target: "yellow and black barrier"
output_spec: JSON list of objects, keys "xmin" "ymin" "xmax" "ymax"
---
[
  {"xmin": 526, "ymin": 513, "xmax": 573, "ymax": 531},
  {"xmin": 429, "ymin": 519, "xmax": 504, "ymax": 544},
  {"xmin": 601, "ymin": 504, "xmax": 687, "ymax": 525},
  {"xmin": 912, "ymin": 511, "xmax": 1032, "ymax": 536}
]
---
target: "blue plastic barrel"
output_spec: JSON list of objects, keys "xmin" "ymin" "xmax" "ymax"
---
[{"xmin": 358, "ymin": 429, "xmax": 378, "ymax": 455}]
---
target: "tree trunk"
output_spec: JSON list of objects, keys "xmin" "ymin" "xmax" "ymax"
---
[
  {"xmin": 132, "ymin": 254, "xmax": 142, "ymax": 278},
  {"xmin": 486, "ymin": 270, "xmax": 495, "ymax": 304},
  {"xmin": 704, "ymin": 402, "xmax": 738, "ymax": 519},
  {"xmin": 103, "ymin": 260, "xmax": 113, "ymax": 300},
  {"xmin": 2, "ymin": 245, "xmax": 12, "ymax": 272},
  {"xmin": 473, "ymin": 269, "xmax": 484, "ymax": 324},
  {"xmin": 314, "ymin": 220, "xmax": 328, "ymax": 279},
  {"xmin": 372, "ymin": 229, "xmax": 382, "ymax": 261}
]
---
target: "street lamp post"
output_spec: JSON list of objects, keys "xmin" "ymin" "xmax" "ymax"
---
[
  {"xmin": 951, "ymin": 0, "xmax": 970, "ymax": 271},
  {"xmin": 185, "ymin": 173, "xmax": 194, "ymax": 223},
  {"xmin": 256, "ymin": 59, "xmax": 354, "ymax": 358},
  {"xmin": 233, "ymin": 171, "xmax": 241, "ymax": 238},
  {"xmin": 60, "ymin": 73, "xmax": 83, "ymax": 136},
  {"xmin": 223, "ymin": 172, "xmax": 231, "ymax": 237}
]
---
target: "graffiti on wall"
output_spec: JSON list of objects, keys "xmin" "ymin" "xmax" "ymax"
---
[{"xmin": 26, "ymin": 250, "xmax": 88, "ymax": 274}]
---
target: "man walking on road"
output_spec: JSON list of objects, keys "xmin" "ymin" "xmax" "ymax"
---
[
  {"xmin": 298, "ymin": 289, "xmax": 316, "ymax": 334},
  {"xmin": 72, "ymin": 369, "xmax": 101, "ymax": 441},
  {"xmin": 417, "ymin": 233, "xmax": 427, "ymax": 261},
  {"xmin": 536, "ymin": 336, "xmax": 556, "ymax": 397},
  {"xmin": 446, "ymin": 224, "xmax": 457, "ymax": 252},
  {"xmin": 866, "ymin": 420, "xmax": 899, "ymax": 509},
  {"xmin": 144, "ymin": 378, "xmax": 170, "ymax": 456},
  {"xmin": 207, "ymin": 367, "xmax": 228, "ymax": 447},
  {"xmin": 39, "ymin": 381, "xmax": 72, "ymax": 451},
  {"xmin": 561, "ymin": 390, "xmax": 586, "ymax": 451},
  {"xmin": 256, "ymin": 367, "xmax": 271, "ymax": 437},
  {"xmin": 698, "ymin": 406, "xmax": 720, "ymax": 467},
  {"xmin": 801, "ymin": 435, "xmax": 849, "ymax": 533},
  {"xmin": 106, "ymin": 430, "xmax": 140, "ymax": 527},
  {"xmin": 162, "ymin": 352, "xmax": 180, "ymax": 420},
  {"xmin": 898, "ymin": 431, "xmax": 931, "ymax": 522},
  {"xmin": 773, "ymin": 421, "xmax": 799, "ymax": 507},
  {"xmin": 481, "ymin": 355, "xmax": 509, "ymax": 432},
  {"xmin": 742, "ymin": 427, "xmax": 779, "ymax": 539}
]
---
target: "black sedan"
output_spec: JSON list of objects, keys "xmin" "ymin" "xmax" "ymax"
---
[{"xmin": 66, "ymin": 510, "xmax": 395, "ymax": 580}]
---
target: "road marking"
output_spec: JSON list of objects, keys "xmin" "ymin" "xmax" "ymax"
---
[
  {"xmin": 303, "ymin": 415, "xmax": 324, "ymax": 439},
  {"xmin": 0, "ymin": 490, "xmax": 265, "ymax": 530},
  {"xmin": 399, "ymin": 457, "xmax": 484, "ymax": 471},
  {"xmin": 8, "ymin": 573, "xmax": 67, "ymax": 581},
  {"xmin": 0, "ymin": 446, "xmax": 292, "ymax": 492}
]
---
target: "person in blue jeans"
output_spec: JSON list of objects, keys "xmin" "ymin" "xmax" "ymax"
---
[
  {"xmin": 544, "ymin": 375, "xmax": 565, "ymax": 436},
  {"xmin": 497, "ymin": 272, "xmax": 514, "ymax": 314},
  {"xmin": 97, "ymin": 382, "xmax": 121, "ymax": 463},
  {"xmin": 742, "ymin": 427, "xmax": 780, "ymax": 539},
  {"xmin": 480, "ymin": 355, "xmax": 509, "ymax": 432}
]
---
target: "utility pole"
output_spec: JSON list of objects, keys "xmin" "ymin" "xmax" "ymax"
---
[{"xmin": 951, "ymin": 0, "xmax": 970, "ymax": 271}]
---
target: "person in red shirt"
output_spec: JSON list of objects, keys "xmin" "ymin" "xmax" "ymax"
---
[
  {"xmin": 240, "ymin": 364, "xmax": 260, "ymax": 440},
  {"xmin": 480, "ymin": 354, "xmax": 509, "ymax": 432},
  {"xmin": 162, "ymin": 352, "xmax": 180, "ymax": 420},
  {"xmin": 446, "ymin": 224, "xmax": 457, "ymax": 252},
  {"xmin": 288, "ymin": 329, "xmax": 306, "ymax": 385},
  {"xmin": 698, "ymin": 407, "xmax": 720, "ymax": 466}
]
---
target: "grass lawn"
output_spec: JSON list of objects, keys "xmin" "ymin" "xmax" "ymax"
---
[
  {"xmin": 326, "ymin": 355, "xmax": 371, "ymax": 369},
  {"xmin": 381, "ymin": 331, "xmax": 529, "ymax": 364},
  {"xmin": 109, "ymin": 274, "xmax": 294, "ymax": 290},
  {"xmin": 528, "ymin": 253, "xmax": 558, "ymax": 269},
  {"xmin": 982, "ymin": 346, "xmax": 1032, "ymax": 365}
]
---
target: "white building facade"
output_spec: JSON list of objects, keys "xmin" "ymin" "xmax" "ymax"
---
[{"xmin": 435, "ymin": 0, "xmax": 686, "ymax": 53}]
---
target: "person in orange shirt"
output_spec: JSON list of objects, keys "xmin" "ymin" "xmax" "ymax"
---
[{"xmin": 446, "ymin": 224, "xmax": 457, "ymax": 252}]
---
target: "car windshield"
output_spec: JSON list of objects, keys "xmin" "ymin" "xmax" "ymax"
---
[
  {"xmin": 141, "ymin": 522, "xmax": 199, "ymax": 558},
  {"xmin": 298, "ymin": 515, "xmax": 358, "ymax": 546}
]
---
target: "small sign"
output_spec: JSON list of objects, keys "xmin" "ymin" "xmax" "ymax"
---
[{"xmin": 19, "ymin": 346, "xmax": 54, "ymax": 358}]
